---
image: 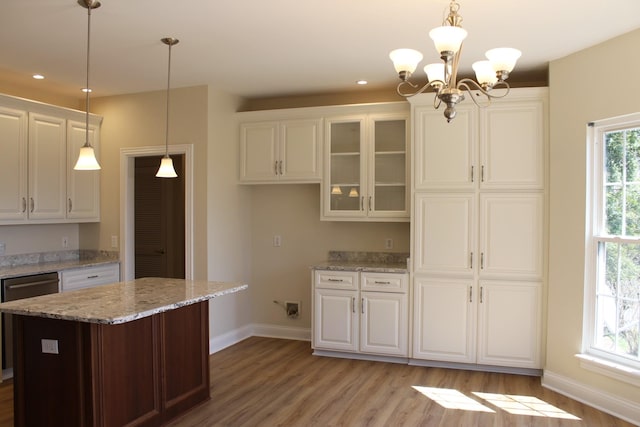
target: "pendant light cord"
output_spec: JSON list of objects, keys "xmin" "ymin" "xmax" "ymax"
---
[
  {"xmin": 85, "ymin": 2, "xmax": 92, "ymax": 148},
  {"xmin": 165, "ymin": 41, "xmax": 172, "ymax": 158}
]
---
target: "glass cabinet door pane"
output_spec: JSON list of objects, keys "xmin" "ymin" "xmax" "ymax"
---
[
  {"xmin": 330, "ymin": 121, "xmax": 361, "ymax": 212},
  {"xmin": 374, "ymin": 119, "xmax": 406, "ymax": 211}
]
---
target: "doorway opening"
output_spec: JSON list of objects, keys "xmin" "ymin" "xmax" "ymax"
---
[
  {"xmin": 134, "ymin": 155, "xmax": 185, "ymax": 279},
  {"xmin": 120, "ymin": 145, "xmax": 194, "ymax": 281}
]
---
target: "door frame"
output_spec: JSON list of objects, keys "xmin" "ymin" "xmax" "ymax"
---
[{"xmin": 120, "ymin": 145, "xmax": 194, "ymax": 280}]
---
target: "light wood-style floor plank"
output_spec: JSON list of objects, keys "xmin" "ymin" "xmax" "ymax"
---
[{"xmin": 0, "ymin": 336, "xmax": 636, "ymax": 426}]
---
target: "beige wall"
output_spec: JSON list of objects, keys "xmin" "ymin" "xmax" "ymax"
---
[
  {"xmin": 547, "ymin": 28, "xmax": 640, "ymax": 402},
  {"xmin": 89, "ymin": 86, "xmax": 209, "ymax": 278},
  {"xmin": 249, "ymin": 184, "xmax": 410, "ymax": 328}
]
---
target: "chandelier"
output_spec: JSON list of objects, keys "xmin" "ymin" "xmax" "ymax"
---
[{"xmin": 389, "ymin": 0, "xmax": 521, "ymax": 122}]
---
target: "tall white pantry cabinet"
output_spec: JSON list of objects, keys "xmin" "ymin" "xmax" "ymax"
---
[{"xmin": 409, "ymin": 88, "xmax": 548, "ymax": 372}]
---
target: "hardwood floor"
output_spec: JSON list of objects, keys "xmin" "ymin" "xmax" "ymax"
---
[{"xmin": 0, "ymin": 337, "xmax": 636, "ymax": 426}]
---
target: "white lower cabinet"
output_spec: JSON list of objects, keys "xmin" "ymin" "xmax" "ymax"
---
[
  {"xmin": 413, "ymin": 276, "xmax": 542, "ymax": 369},
  {"xmin": 61, "ymin": 263, "xmax": 120, "ymax": 292},
  {"xmin": 313, "ymin": 269, "xmax": 408, "ymax": 358}
]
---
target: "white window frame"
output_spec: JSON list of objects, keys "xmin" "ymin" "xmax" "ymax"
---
[{"xmin": 582, "ymin": 113, "xmax": 640, "ymax": 384}]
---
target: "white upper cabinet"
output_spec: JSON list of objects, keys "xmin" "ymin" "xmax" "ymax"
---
[
  {"xmin": 0, "ymin": 94, "xmax": 102, "ymax": 225},
  {"xmin": 240, "ymin": 118, "xmax": 322, "ymax": 183},
  {"xmin": 27, "ymin": 113, "xmax": 67, "ymax": 221},
  {"xmin": 0, "ymin": 106, "xmax": 28, "ymax": 221},
  {"xmin": 67, "ymin": 120, "xmax": 101, "ymax": 221},
  {"xmin": 414, "ymin": 88, "xmax": 547, "ymax": 191},
  {"xmin": 322, "ymin": 111, "xmax": 409, "ymax": 221},
  {"xmin": 414, "ymin": 103, "xmax": 477, "ymax": 190}
]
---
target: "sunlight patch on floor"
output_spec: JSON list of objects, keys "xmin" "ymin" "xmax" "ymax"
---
[
  {"xmin": 412, "ymin": 386, "xmax": 495, "ymax": 412},
  {"xmin": 473, "ymin": 392, "xmax": 581, "ymax": 420},
  {"xmin": 412, "ymin": 386, "xmax": 582, "ymax": 420}
]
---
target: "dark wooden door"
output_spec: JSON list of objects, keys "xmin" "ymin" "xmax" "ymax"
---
[{"xmin": 134, "ymin": 155, "xmax": 185, "ymax": 279}]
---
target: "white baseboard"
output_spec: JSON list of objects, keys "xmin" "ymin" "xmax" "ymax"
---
[
  {"xmin": 208, "ymin": 323, "xmax": 310, "ymax": 354},
  {"xmin": 251, "ymin": 323, "xmax": 311, "ymax": 341},
  {"xmin": 542, "ymin": 370, "xmax": 640, "ymax": 426}
]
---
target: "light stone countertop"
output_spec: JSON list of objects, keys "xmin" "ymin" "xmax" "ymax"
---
[
  {"xmin": 311, "ymin": 261, "xmax": 409, "ymax": 273},
  {"xmin": 0, "ymin": 256, "xmax": 119, "ymax": 280},
  {"xmin": 0, "ymin": 277, "xmax": 248, "ymax": 325}
]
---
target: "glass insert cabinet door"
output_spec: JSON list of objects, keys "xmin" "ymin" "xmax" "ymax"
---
[
  {"xmin": 373, "ymin": 118, "xmax": 407, "ymax": 213},
  {"xmin": 329, "ymin": 119, "xmax": 364, "ymax": 213},
  {"xmin": 324, "ymin": 113, "xmax": 408, "ymax": 220}
]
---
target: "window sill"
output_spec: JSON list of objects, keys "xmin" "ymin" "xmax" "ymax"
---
[{"xmin": 575, "ymin": 353, "xmax": 640, "ymax": 387}]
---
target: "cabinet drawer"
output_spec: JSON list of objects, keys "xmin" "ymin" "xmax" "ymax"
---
[
  {"xmin": 61, "ymin": 263, "xmax": 120, "ymax": 292},
  {"xmin": 314, "ymin": 270, "xmax": 358, "ymax": 290},
  {"xmin": 361, "ymin": 272, "xmax": 408, "ymax": 293}
]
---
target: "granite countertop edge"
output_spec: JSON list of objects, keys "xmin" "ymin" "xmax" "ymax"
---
[
  {"xmin": 0, "ymin": 258, "xmax": 120, "ymax": 280},
  {"xmin": 0, "ymin": 279, "xmax": 249, "ymax": 325},
  {"xmin": 311, "ymin": 262, "xmax": 409, "ymax": 274}
]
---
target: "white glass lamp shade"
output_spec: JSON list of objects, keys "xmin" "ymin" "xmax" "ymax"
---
[
  {"xmin": 429, "ymin": 26, "xmax": 467, "ymax": 54},
  {"xmin": 156, "ymin": 156, "xmax": 178, "ymax": 178},
  {"xmin": 424, "ymin": 63, "xmax": 445, "ymax": 84},
  {"xmin": 331, "ymin": 185, "xmax": 343, "ymax": 195},
  {"xmin": 485, "ymin": 48, "xmax": 522, "ymax": 72},
  {"xmin": 348, "ymin": 187, "xmax": 359, "ymax": 198},
  {"xmin": 74, "ymin": 145, "xmax": 101, "ymax": 170},
  {"xmin": 472, "ymin": 60, "xmax": 498, "ymax": 86},
  {"xmin": 389, "ymin": 49, "xmax": 423, "ymax": 74}
]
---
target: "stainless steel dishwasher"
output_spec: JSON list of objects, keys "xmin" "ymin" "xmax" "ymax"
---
[{"xmin": 2, "ymin": 272, "xmax": 59, "ymax": 374}]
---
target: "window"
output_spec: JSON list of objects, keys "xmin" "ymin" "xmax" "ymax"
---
[{"xmin": 586, "ymin": 114, "xmax": 640, "ymax": 370}]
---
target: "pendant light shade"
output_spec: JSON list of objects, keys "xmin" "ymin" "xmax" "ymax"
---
[
  {"xmin": 74, "ymin": 0, "xmax": 101, "ymax": 171},
  {"xmin": 156, "ymin": 37, "xmax": 179, "ymax": 178}
]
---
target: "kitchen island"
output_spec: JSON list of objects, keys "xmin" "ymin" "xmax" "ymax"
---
[{"xmin": 0, "ymin": 277, "xmax": 248, "ymax": 427}]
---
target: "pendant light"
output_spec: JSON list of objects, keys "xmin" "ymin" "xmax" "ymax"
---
[
  {"xmin": 156, "ymin": 37, "xmax": 179, "ymax": 178},
  {"xmin": 74, "ymin": 0, "xmax": 101, "ymax": 170}
]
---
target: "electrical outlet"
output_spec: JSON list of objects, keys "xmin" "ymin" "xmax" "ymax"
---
[
  {"xmin": 385, "ymin": 238, "xmax": 393, "ymax": 249},
  {"xmin": 41, "ymin": 339, "xmax": 59, "ymax": 354},
  {"xmin": 273, "ymin": 235, "xmax": 282, "ymax": 247},
  {"xmin": 111, "ymin": 235, "xmax": 118, "ymax": 248},
  {"xmin": 285, "ymin": 301, "xmax": 300, "ymax": 319},
  {"xmin": 62, "ymin": 236, "xmax": 69, "ymax": 248}
]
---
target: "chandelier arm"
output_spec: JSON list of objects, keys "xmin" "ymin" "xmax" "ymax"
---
[
  {"xmin": 457, "ymin": 80, "xmax": 491, "ymax": 109},
  {"xmin": 396, "ymin": 80, "xmax": 438, "ymax": 98}
]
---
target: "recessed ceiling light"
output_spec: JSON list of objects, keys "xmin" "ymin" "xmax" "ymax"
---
[
  {"xmin": 356, "ymin": 80, "xmax": 368, "ymax": 85},
  {"xmin": 32, "ymin": 74, "xmax": 45, "ymax": 80}
]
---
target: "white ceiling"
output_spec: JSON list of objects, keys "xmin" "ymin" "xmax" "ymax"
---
[{"xmin": 2, "ymin": 0, "xmax": 639, "ymax": 100}]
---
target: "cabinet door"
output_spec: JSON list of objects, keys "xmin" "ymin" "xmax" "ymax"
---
[
  {"xmin": 67, "ymin": 120, "xmax": 100, "ymax": 221},
  {"xmin": 239, "ymin": 122, "xmax": 279, "ymax": 182},
  {"xmin": 476, "ymin": 281, "xmax": 542, "ymax": 368},
  {"xmin": 313, "ymin": 288, "xmax": 358, "ymax": 352},
  {"xmin": 479, "ymin": 99, "xmax": 545, "ymax": 190},
  {"xmin": 279, "ymin": 119, "xmax": 322, "ymax": 182},
  {"xmin": 323, "ymin": 116, "xmax": 365, "ymax": 218},
  {"xmin": 28, "ymin": 113, "xmax": 66, "ymax": 220},
  {"xmin": 0, "ymin": 107, "xmax": 28, "ymax": 221},
  {"xmin": 414, "ymin": 193, "xmax": 475, "ymax": 275},
  {"xmin": 360, "ymin": 291, "xmax": 407, "ymax": 356},
  {"xmin": 413, "ymin": 104, "xmax": 477, "ymax": 190},
  {"xmin": 413, "ymin": 277, "xmax": 476, "ymax": 363},
  {"xmin": 369, "ymin": 114, "xmax": 409, "ymax": 219},
  {"xmin": 479, "ymin": 194, "xmax": 543, "ymax": 279}
]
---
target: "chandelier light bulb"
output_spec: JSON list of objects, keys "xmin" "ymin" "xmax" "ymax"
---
[
  {"xmin": 389, "ymin": 48, "xmax": 423, "ymax": 76},
  {"xmin": 486, "ymin": 48, "xmax": 522, "ymax": 73},
  {"xmin": 429, "ymin": 26, "xmax": 467, "ymax": 55},
  {"xmin": 472, "ymin": 60, "xmax": 498, "ymax": 86}
]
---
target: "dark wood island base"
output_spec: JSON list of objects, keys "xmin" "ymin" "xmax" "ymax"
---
[{"xmin": 13, "ymin": 301, "xmax": 210, "ymax": 427}]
